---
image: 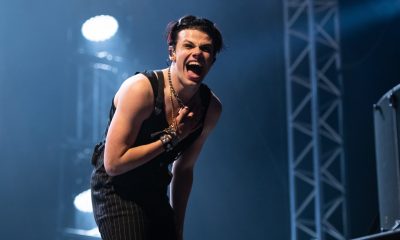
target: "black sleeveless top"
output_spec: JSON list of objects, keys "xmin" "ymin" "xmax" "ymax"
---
[{"xmin": 92, "ymin": 70, "xmax": 211, "ymax": 201}]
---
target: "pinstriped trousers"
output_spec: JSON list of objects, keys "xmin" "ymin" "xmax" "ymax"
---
[{"xmin": 91, "ymin": 157, "xmax": 177, "ymax": 240}]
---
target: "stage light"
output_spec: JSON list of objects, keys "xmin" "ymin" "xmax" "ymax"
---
[
  {"xmin": 73, "ymin": 189, "xmax": 93, "ymax": 213},
  {"xmin": 81, "ymin": 15, "xmax": 119, "ymax": 42}
]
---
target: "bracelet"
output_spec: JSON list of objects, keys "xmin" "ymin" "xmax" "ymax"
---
[
  {"xmin": 159, "ymin": 125, "xmax": 180, "ymax": 152},
  {"xmin": 160, "ymin": 134, "xmax": 173, "ymax": 152}
]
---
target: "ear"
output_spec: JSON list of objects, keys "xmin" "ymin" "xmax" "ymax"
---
[{"xmin": 168, "ymin": 46, "xmax": 176, "ymax": 61}]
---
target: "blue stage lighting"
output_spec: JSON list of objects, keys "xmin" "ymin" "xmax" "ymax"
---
[
  {"xmin": 81, "ymin": 15, "xmax": 119, "ymax": 42},
  {"xmin": 73, "ymin": 189, "xmax": 93, "ymax": 213}
]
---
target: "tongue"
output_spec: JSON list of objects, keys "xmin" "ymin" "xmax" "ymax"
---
[{"xmin": 187, "ymin": 69, "xmax": 201, "ymax": 79}]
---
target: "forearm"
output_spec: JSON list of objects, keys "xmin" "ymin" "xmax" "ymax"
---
[
  {"xmin": 104, "ymin": 139, "xmax": 165, "ymax": 176},
  {"xmin": 170, "ymin": 168, "xmax": 194, "ymax": 237}
]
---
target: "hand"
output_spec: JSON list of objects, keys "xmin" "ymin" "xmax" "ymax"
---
[{"xmin": 174, "ymin": 105, "xmax": 203, "ymax": 139}]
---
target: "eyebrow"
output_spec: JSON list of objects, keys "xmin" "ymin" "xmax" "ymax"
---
[{"xmin": 182, "ymin": 40, "xmax": 213, "ymax": 48}]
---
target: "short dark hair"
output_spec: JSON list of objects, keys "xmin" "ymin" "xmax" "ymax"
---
[{"xmin": 166, "ymin": 15, "xmax": 224, "ymax": 56}]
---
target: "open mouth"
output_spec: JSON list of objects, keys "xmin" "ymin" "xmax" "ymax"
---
[{"xmin": 186, "ymin": 62, "xmax": 203, "ymax": 76}]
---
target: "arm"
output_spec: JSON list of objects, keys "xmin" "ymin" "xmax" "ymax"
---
[
  {"xmin": 170, "ymin": 93, "xmax": 222, "ymax": 239},
  {"xmin": 103, "ymin": 74, "xmax": 165, "ymax": 176},
  {"xmin": 103, "ymin": 73, "xmax": 196, "ymax": 176}
]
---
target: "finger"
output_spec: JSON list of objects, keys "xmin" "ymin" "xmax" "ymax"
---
[
  {"xmin": 178, "ymin": 106, "xmax": 189, "ymax": 114},
  {"xmin": 176, "ymin": 106, "xmax": 190, "ymax": 123},
  {"xmin": 187, "ymin": 111, "xmax": 194, "ymax": 118},
  {"xmin": 179, "ymin": 106, "xmax": 190, "ymax": 115}
]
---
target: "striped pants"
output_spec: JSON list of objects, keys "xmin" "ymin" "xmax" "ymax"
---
[{"xmin": 91, "ymin": 166, "xmax": 177, "ymax": 240}]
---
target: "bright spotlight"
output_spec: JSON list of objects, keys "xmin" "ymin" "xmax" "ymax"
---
[
  {"xmin": 81, "ymin": 15, "xmax": 119, "ymax": 42},
  {"xmin": 73, "ymin": 189, "xmax": 93, "ymax": 213}
]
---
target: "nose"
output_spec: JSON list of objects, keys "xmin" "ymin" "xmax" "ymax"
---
[{"xmin": 192, "ymin": 47, "xmax": 203, "ymax": 58}]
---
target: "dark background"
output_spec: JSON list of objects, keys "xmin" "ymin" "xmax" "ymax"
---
[{"xmin": 0, "ymin": 0, "xmax": 399, "ymax": 239}]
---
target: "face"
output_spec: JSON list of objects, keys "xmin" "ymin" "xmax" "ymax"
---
[{"xmin": 170, "ymin": 29, "xmax": 215, "ymax": 86}]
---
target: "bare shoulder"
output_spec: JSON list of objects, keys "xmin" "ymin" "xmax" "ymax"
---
[
  {"xmin": 115, "ymin": 73, "xmax": 153, "ymax": 104},
  {"xmin": 113, "ymin": 73, "xmax": 155, "ymax": 120}
]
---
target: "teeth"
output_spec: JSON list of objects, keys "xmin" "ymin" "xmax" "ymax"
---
[{"xmin": 187, "ymin": 62, "xmax": 201, "ymax": 66}]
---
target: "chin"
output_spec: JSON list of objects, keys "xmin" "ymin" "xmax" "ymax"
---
[
  {"xmin": 187, "ymin": 76, "xmax": 205, "ymax": 85},
  {"xmin": 182, "ymin": 73, "xmax": 202, "ymax": 84}
]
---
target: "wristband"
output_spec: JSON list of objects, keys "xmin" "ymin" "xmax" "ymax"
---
[
  {"xmin": 159, "ymin": 125, "xmax": 181, "ymax": 152},
  {"xmin": 160, "ymin": 134, "xmax": 174, "ymax": 152}
]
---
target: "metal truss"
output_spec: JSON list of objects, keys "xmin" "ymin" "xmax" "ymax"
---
[
  {"xmin": 283, "ymin": 0, "xmax": 347, "ymax": 239},
  {"xmin": 75, "ymin": 50, "xmax": 125, "ymax": 145},
  {"xmin": 57, "ymin": 50, "xmax": 126, "ymax": 239}
]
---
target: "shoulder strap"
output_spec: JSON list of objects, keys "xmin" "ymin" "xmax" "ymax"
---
[
  {"xmin": 141, "ymin": 71, "xmax": 158, "ymax": 97},
  {"xmin": 141, "ymin": 71, "xmax": 164, "ymax": 115},
  {"xmin": 199, "ymin": 83, "xmax": 212, "ymax": 119},
  {"xmin": 154, "ymin": 71, "xmax": 165, "ymax": 115}
]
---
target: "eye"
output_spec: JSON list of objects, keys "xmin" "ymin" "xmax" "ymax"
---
[
  {"xmin": 183, "ymin": 43, "xmax": 194, "ymax": 49},
  {"xmin": 200, "ymin": 45, "xmax": 213, "ymax": 53}
]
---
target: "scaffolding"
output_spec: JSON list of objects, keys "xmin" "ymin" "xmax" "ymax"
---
[
  {"xmin": 75, "ymin": 51, "xmax": 124, "ymax": 145},
  {"xmin": 283, "ymin": 0, "xmax": 347, "ymax": 239},
  {"xmin": 58, "ymin": 50, "xmax": 126, "ymax": 240}
]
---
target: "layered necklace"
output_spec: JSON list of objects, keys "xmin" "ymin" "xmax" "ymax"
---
[{"xmin": 168, "ymin": 67, "xmax": 185, "ymax": 129}]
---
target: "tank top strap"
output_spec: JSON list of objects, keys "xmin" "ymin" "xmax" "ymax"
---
[
  {"xmin": 199, "ymin": 83, "xmax": 212, "ymax": 121},
  {"xmin": 141, "ymin": 71, "xmax": 164, "ymax": 116}
]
